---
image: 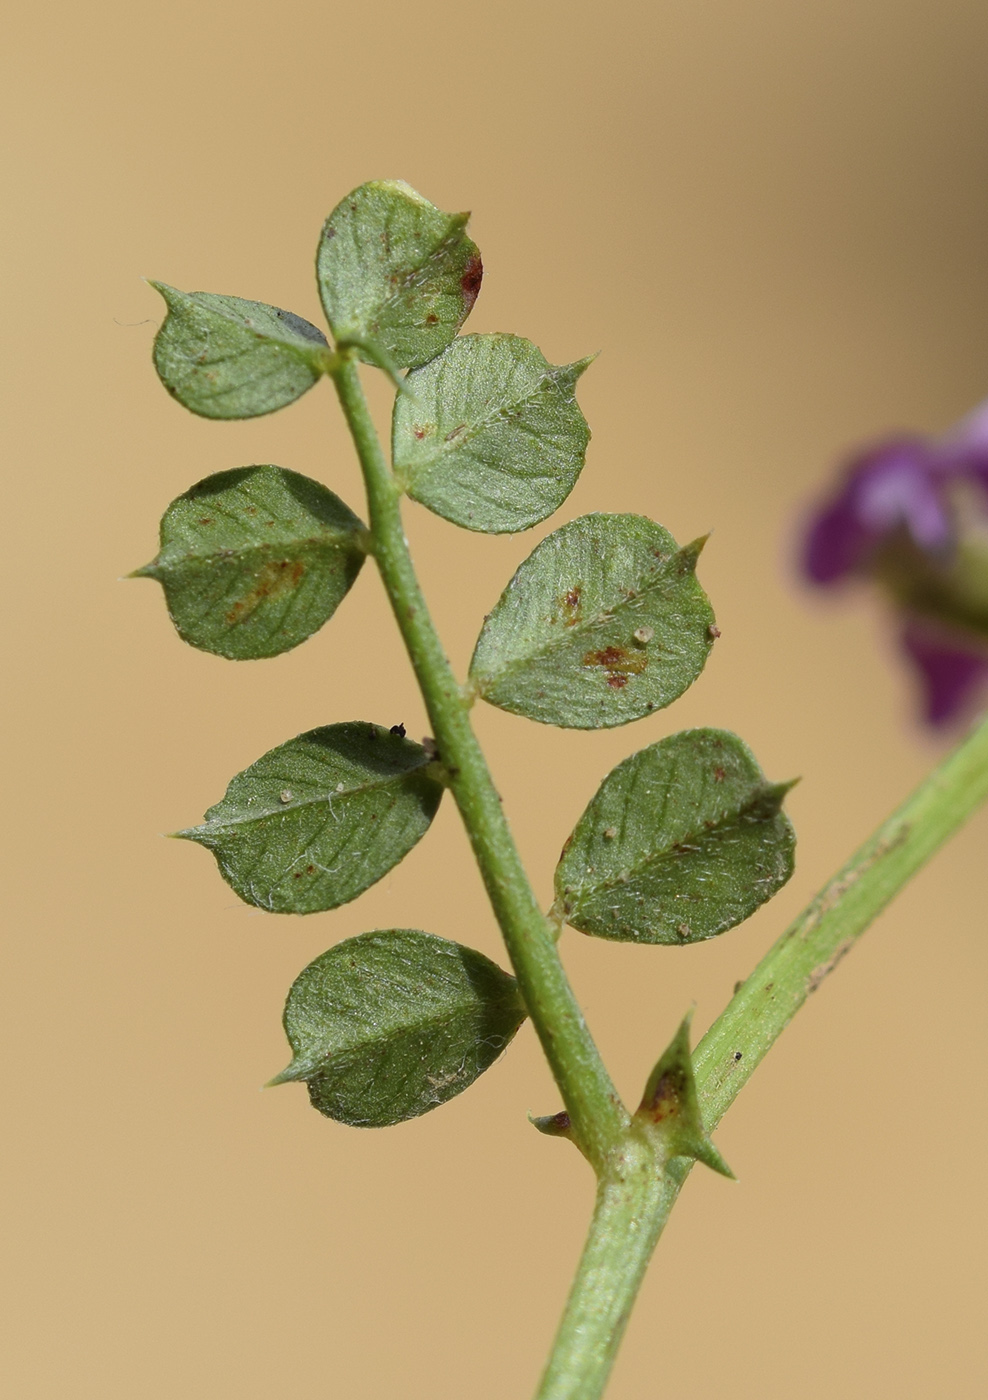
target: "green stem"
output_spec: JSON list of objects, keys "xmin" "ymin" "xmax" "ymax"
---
[
  {"xmin": 535, "ymin": 1136, "xmax": 682, "ymax": 1400},
  {"xmin": 537, "ymin": 708, "xmax": 988, "ymax": 1399},
  {"xmin": 329, "ymin": 356, "xmax": 627, "ymax": 1171}
]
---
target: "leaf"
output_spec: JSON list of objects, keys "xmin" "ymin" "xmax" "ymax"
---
[
  {"xmin": 555, "ymin": 728, "xmax": 795, "ymax": 944},
  {"xmin": 133, "ymin": 467, "xmax": 368, "ymax": 659},
  {"xmin": 176, "ymin": 724, "xmax": 443, "ymax": 914},
  {"xmin": 470, "ymin": 514, "xmax": 716, "ymax": 728},
  {"xmin": 392, "ymin": 334, "xmax": 593, "ymax": 533},
  {"xmin": 151, "ymin": 283, "xmax": 329, "ymax": 419},
  {"xmin": 635, "ymin": 1012, "xmax": 734, "ymax": 1177},
  {"xmin": 270, "ymin": 929, "xmax": 527, "ymax": 1126},
  {"xmin": 316, "ymin": 180, "xmax": 482, "ymax": 371}
]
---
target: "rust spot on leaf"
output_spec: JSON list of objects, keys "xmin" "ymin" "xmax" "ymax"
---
[
  {"xmin": 583, "ymin": 645, "xmax": 646, "ymax": 686},
  {"xmin": 461, "ymin": 253, "xmax": 483, "ymax": 309},
  {"xmin": 225, "ymin": 559, "xmax": 305, "ymax": 626},
  {"xmin": 559, "ymin": 587, "xmax": 583, "ymax": 625},
  {"xmin": 425, "ymin": 313, "xmax": 439, "ymax": 325},
  {"xmin": 198, "ymin": 518, "xmax": 214, "ymax": 526},
  {"xmin": 713, "ymin": 767, "xmax": 726, "ymax": 781}
]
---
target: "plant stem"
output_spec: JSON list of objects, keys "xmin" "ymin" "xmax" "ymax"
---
[
  {"xmin": 535, "ymin": 1135, "xmax": 683, "ymax": 1400},
  {"xmin": 329, "ymin": 355, "xmax": 627, "ymax": 1171},
  {"xmin": 537, "ymin": 708, "xmax": 988, "ymax": 1399}
]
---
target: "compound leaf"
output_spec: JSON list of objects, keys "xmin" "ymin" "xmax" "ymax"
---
[
  {"xmin": 470, "ymin": 514, "xmax": 715, "ymax": 728},
  {"xmin": 177, "ymin": 723, "xmax": 443, "ymax": 914},
  {"xmin": 555, "ymin": 728, "xmax": 795, "ymax": 944},
  {"xmin": 392, "ymin": 334, "xmax": 592, "ymax": 533},
  {"xmin": 151, "ymin": 283, "xmax": 328, "ymax": 419},
  {"xmin": 134, "ymin": 466, "xmax": 367, "ymax": 659},
  {"xmin": 271, "ymin": 929, "xmax": 526, "ymax": 1127},
  {"xmin": 317, "ymin": 180, "xmax": 482, "ymax": 371}
]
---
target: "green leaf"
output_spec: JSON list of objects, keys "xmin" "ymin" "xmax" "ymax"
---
[
  {"xmin": 270, "ymin": 929, "xmax": 527, "ymax": 1126},
  {"xmin": 133, "ymin": 466, "xmax": 368, "ymax": 659},
  {"xmin": 470, "ymin": 514, "xmax": 716, "ymax": 728},
  {"xmin": 392, "ymin": 334, "xmax": 593, "ymax": 533},
  {"xmin": 316, "ymin": 180, "xmax": 482, "ymax": 371},
  {"xmin": 555, "ymin": 728, "xmax": 795, "ymax": 944},
  {"xmin": 151, "ymin": 283, "xmax": 329, "ymax": 419},
  {"xmin": 635, "ymin": 1012, "xmax": 734, "ymax": 1177},
  {"xmin": 176, "ymin": 723, "xmax": 443, "ymax": 914}
]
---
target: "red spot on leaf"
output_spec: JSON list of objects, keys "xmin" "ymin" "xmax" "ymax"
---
[{"xmin": 461, "ymin": 254, "xmax": 483, "ymax": 309}]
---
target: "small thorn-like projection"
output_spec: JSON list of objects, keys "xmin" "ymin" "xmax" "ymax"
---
[
  {"xmin": 530, "ymin": 1110, "xmax": 573, "ymax": 1140},
  {"xmin": 636, "ymin": 1011, "xmax": 735, "ymax": 1179}
]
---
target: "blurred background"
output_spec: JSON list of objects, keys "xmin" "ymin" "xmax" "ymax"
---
[{"xmin": 4, "ymin": 2, "xmax": 988, "ymax": 1396}]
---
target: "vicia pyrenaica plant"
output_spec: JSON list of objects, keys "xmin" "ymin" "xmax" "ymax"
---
[{"xmin": 134, "ymin": 181, "xmax": 988, "ymax": 1400}]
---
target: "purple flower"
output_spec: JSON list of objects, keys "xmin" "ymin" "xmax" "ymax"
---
[{"xmin": 802, "ymin": 401, "xmax": 988, "ymax": 726}]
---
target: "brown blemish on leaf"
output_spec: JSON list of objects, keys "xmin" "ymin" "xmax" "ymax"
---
[
  {"xmin": 198, "ymin": 518, "xmax": 214, "ymax": 526},
  {"xmin": 708, "ymin": 624, "xmax": 721, "ymax": 639},
  {"xmin": 225, "ymin": 558, "xmax": 305, "ymax": 626},
  {"xmin": 713, "ymin": 767, "xmax": 726, "ymax": 781},
  {"xmin": 559, "ymin": 586, "xmax": 583, "ymax": 626},
  {"xmin": 425, "ymin": 313, "xmax": 439, "ymax": 325},
  {"xmin": 583, "ymin": 645, "xmax": 646, "ymax": 686},
  {"xmin": 461, "ymin": 253, "xmax": 483, "ymax": 309}
]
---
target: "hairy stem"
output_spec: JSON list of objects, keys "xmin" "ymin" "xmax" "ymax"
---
[
  {"xmin": 537, "ymin": 708, "xmax": 988, "ymax": 1399},
  {"xmin": 330, "ymin": 355, "xmax": 626, "ymax": 1170}
]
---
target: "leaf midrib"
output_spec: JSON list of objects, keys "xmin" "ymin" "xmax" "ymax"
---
[
  {"xmin": 401, "ymin": 362, "xmax": 577, "ymax": 479},
  {"xmin": 475, "ymin": 548, "xmax": 690, "ymax": 686},
  {"xmin": 293, "ymin": 990, "xmax": 523, "ymax": 1078},
  {"xmin": 158, "ymin": 530, "xmax": 361, "ymax": 570},
  {"xmin": 564, "ymin": 784, "xmax": 782, "ymax": 905},
  {"xmin": 189, "ymin": 764, "xmax": 432, "ymax": 834}
]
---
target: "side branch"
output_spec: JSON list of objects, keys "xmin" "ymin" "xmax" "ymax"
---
[{"xmin": 695, "ymin": 709, "xmax": 988, "ymax": 1124}]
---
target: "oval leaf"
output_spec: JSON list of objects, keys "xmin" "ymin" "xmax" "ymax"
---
[
  {"xmin": 555, "ymin": 728, "xmax": 795, "ymax": 944},
  {"xmin": 134, "ymin": 466, "xmax": 368, "ymax": 659},
  {"xmin": 151, "ymin": 283, "xmax": 328, "ymax": 419},
  {"xmin": 177, "ymin": 723, "xmax": 443, "ymax": 914},
  {"xmin": 317, "ymin": 180, "xmax": 482, "ymax": 371},
  {"xmin": 392, "ymin": 334, "xmax": 593, "ymax": 533},
  {"xmin": 470, "ymin": 514, "xmax": 716, "ymax": 728},
  {"xmin": 271, "ymin": 929, "xmax": 527, "ymax": 1127}
]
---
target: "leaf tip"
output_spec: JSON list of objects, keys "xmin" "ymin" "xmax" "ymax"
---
[
  {"xmin": 167, "ymin": 826, "xmax": 200, "ymax": 843},
  {"xmin": 264, "ymin": 1062, "xmax": 305, "ymax": 1089},
  {"xmin": 681, "ymin": 533, "xmax": 712, "ymax": 570}
]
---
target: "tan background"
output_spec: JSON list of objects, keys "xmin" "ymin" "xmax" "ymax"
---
[{"xmin": 4, "ymin": 1, "xmax": 988, "ymax": 1396}]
